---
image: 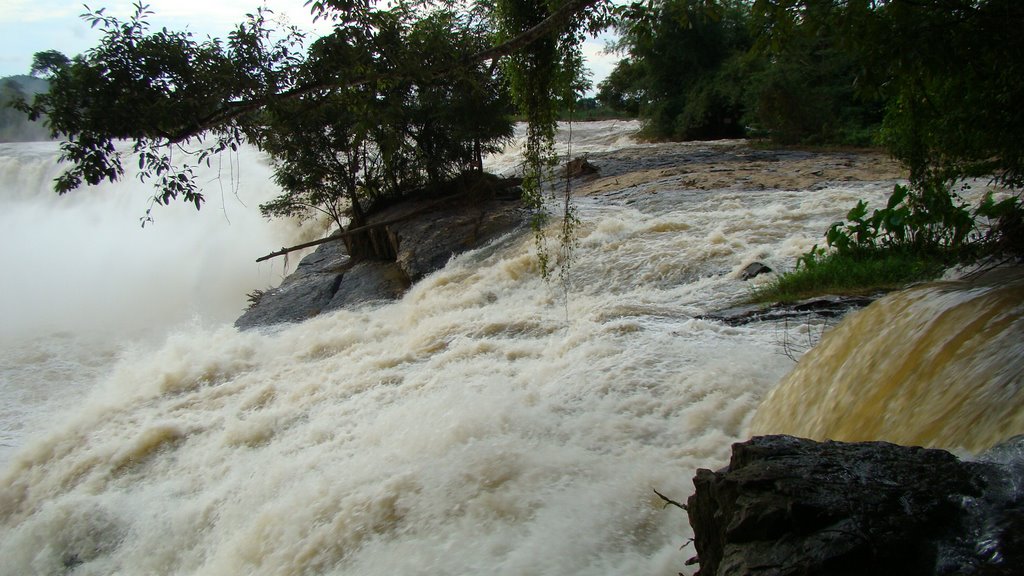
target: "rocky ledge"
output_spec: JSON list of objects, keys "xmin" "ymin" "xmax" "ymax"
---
[
  {"xmin": 687, "ymin": 435, "xmax": 1024, "ymax": 576},
  {"xmin": 236, "ymin": 185, "xmax": 525, "ymax": 330}
]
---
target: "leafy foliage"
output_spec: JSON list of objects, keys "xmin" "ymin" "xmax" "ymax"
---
[
  {"xmin": 29, "ymin": 51, "xmax": 70, "ymax": 78},
  {"xmin": 257, "ymin": 9, "xmax": 514, "ymax": 237},
  {"xmin": 743, "ymin": 1, "xmax": 883, "ymax": 145},
  {"xmin": 594, "ymin": 58, "xmax": 643, "ymax": 116},
  {"xmin": 17, "ymin": 0, "xmax": 603, "ymax": 269},
  {"xmin": 605, "ymin": 0, "xmax": 750, "ymax": 140},
  {"xmin": 819, "ymin": 182, "xmax": 1022, "ymax": 259},
  {"xmin": 753, "ymin": 0, "xmax": 1024, "ymax": 189},
  {"xmin": 16, "ymin": 1, "xmax": 296, "ymax": 217},
  {"xmin": 754, "ymin": 248, "xmax": 947, "ymax": 304},
  {"xmin": 767, "ymin": 1, "xmax": 1024, "ymax": 270},
  {"xmin": 773, "ymin": 181, "xmax": 1024, "ymax": 304}
]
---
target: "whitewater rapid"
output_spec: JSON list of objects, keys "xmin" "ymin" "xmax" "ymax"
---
[
  {"xmin": 1, "ymin": 122, "xmax": 974, "ymax": 575},
  {"xmin": 0, "ymin": 141, "xmax": 315, "ymax": 465}
]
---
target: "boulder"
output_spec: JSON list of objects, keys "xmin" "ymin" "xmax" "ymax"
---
[
  {"xmin": 740, "ymin": 262, "xmax": 773, "ymax": 280},
  {"xmin": 387, "ymin": 197, "xmax": 524, "ymax": 281},
  {"xmin": 234, "ymin": 240, "xmax": 349, "ymax": 330},
  {"xmin": 236, "ymin": 186, "xmax": 525, "ymax": 329},
  {"xmin": 326, "ymin": 261, "xmax": 409, "ymax": 309},
  {"xmin": 565, "ymin": 156, "xmax": 599, "ymax": 178},
  {"xmin": 687, "ymin": 435, "xmax": 1024, "ymax": 576},
  {"xmin": 701, "ymin": 295, "xmax": 877, "ymax": 326}
]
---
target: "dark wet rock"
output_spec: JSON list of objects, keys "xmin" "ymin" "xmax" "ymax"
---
[
  {"xmin": 236, "ymin": 189, "xmax": 526, "ymax": 330},
  {"xmin": 327, "ymin": 261, "xmax": 409, "ymax": 309},
  {"xmin": 702, "ymin": 295, "xmax": 878, "ymax": 326},
  {"xmin": 565, "ymin": 156, "xmax": 599, "ymax": 178},
  {"xmin": 234, "ymin": 241, "xmax": 350, "ymax": 330},
  {"xmin": 384, "ymin": 195, "xmax": 525, "ymax": 282},
  {"xmin": 740, "ymin": 262, "xmax": 772, "ymax": 280},
  {"xmin": 686, "ymin": 435, "xmax": 1024, "ymax": 576}
]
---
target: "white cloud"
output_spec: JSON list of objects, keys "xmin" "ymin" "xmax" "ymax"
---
[{"xmin": 581, "ymin": 32, "xmax": 621, "ymax": 92}]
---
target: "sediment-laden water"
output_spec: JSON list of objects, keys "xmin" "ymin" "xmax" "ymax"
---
[
  {"xmin": 1, "ymin": 123, "xmax": 1018, "ymax": 575},
  {"xmin": 752, "ymin": 266, "xmax": 1024, "ymax": 453}
]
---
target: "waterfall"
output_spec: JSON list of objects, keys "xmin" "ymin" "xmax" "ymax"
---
[
  {"xmin": 0, "ymin": 141, "xmax": 313, "ymax": 466},
  {"xmin": 0, "ymin": 141, "xmax": 315, "ymax": 338},
  {"xmin": 750, "ymin": 266, "xmax": 1024, "ymax": 453},
  {"xmin": 4, "ymin": 124, "xmax": 1016, "ymax": 575}
]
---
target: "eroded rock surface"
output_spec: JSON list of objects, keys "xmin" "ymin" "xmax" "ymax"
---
[
  {"xmin": 236, "ymin": 193, "xmax": 524, "ymax": 330},
  {"xmin": 687, "ymin": 435, "xmax": 1024, "ymax": 576},
  {"xmin": 234, "ymin": 240, "xmax": 350, "ymax": 329}
]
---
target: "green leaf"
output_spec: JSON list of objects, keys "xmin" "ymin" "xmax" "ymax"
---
[
  {"xmin": 887, "ymin": 184, "xmax": 908, "ymax": 210},
  {"xmin": 847, "ymin": 200, "xmax": 868, "ymax": 223}
]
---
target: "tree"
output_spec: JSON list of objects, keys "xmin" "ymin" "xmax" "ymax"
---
[
  {"xmin": 256, "ymin": 8, "xmax": 515, "ymax": 247},
  {"xmin": 743, "ymin": 0, "xmax": 883, "ymax": 145},
  {"xmin": 493, "ymin": 0, "xmax": 603, "ymax": 277},
  {"xmin": 751, "ymin": 0, "xmax": 1024, "ymax": 264},
  {"xmin": 595, "ymin": 58, "xmax": 643, "ymax": 116},
  {"xmin": 607, "ymin": 0, "xmax": 752, "ymax": 140},
  {"xmin": 29, "ymin": 50, "xmax": 70, "ymax": 78},
  {"xmin": 752, "ymin": 0, "xmax": 1024, "ymax": 188},
  {"xmin": 17, "ymin": 0, "xmax": 604, "ymax": 267},
  {"xmin": 15, "ymin": 0, "xmax": 602, "ymax": 201}
]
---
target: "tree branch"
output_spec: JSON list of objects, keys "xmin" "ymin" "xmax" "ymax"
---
[
  {"xmin": 255, "ymin": 189, "xmax": 476, "ymax": 262},
  {"xmin": 653, "ymin": 488, "xmax": 688, "ymax": 511},
  {"xmin": 168, "ymin": 0, "xmax": 601, "ymax": 143}
]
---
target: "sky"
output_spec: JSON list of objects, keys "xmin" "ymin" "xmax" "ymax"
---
[{"xmin": 0, "ymin": 0, "xmax": 618, "ymax": 93}]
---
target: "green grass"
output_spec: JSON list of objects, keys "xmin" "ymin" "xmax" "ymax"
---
[{"xmin": 751, "ymin": 250, "xmax": 949, "ymax": 304}]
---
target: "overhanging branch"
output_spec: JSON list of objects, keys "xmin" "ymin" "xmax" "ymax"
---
[{"xmin": 169, "ymin": 0, "xmax": 601, "ymax": 143}]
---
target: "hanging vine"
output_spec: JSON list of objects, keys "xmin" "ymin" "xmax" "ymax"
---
[{"xmin": 492, "ymin": 0, "xmax": 595, "ymax": 279}]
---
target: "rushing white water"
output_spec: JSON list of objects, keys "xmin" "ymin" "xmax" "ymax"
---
[
  {"xmin": 1, "ymin": 124, "xmax": 912, "ymax": 575},
  {"xmin": 485, "ymin": 120, "xmax": 643, "ymax": 176},
  {"xmin": 0, "ymin": 142, "xmax": 315, "ymax": 465}
]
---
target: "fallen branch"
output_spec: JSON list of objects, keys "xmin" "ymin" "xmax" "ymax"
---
[
  {"xmin": 653, "ymin": 488, "xmax": 688, "ymax": 511},
  {"xmin": 256, "ymin": 232, "xmax": 346, "ymax": 263},
  {"xmin": 256, "ymin": 190, "xmax": 479, "ymax": 262}
]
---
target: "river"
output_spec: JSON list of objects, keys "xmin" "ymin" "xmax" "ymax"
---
[{"xmin": 0, "ymin": 122, "xmax": 1020, "ymax": 575}]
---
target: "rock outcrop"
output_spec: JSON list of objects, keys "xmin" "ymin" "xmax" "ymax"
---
[
  {"xmin": 687, "ymin": 435, "xmax": 1024, "ymax": 576},
  {"xmin": 236, "ymin": 190, "xmax": 525, "ymax": 330},
  {"xmin": 700, "ymin": 295, "xmax": 878, "ymax": 326},
  {"xmin": 739, "ymin": 262, "xmax": 772, "ymax": 280}
]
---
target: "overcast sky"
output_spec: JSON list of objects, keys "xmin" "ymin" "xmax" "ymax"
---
[{"xmin": 0, "ymin": 0, "xmax": 617, "ymax": 92}]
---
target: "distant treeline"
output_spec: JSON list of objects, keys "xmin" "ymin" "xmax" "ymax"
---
[
  {"xmin": 0, "ymin": 75, "xmax": 51, "ymax": 142},
  {"xmin": 593, "ymin": 1, "xmax": 921, "ymax": 147}
]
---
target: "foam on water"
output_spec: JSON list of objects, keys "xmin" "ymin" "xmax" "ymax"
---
[
  {"xmin": 0, "ymin": 123, "xmax": 951, "ymax": 575},
  {"xmin": 0, "ymin": 141, "xmax": 312, "ymax": 464},
  {"xmin": 483, "ymin": 120, "xmax": 642, "ymax": 176}
]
